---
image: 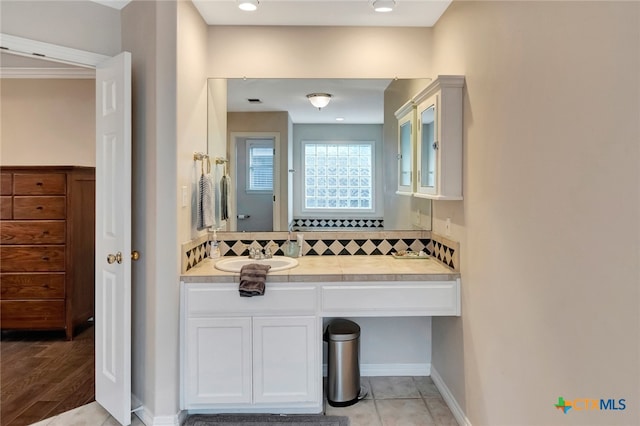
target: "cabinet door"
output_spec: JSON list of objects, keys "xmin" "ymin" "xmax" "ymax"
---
[
  {"xmin": 252, "ymin": 316, "xmax": 319, "ymax": 404},
  {"xmin": 416, "ymin": 95, "xmax": 438, "ymax": 197},
  {"xmin": 396, "ymin": 109, "xmax": 415, "ymax": 195},
  {"xmin": 185, "ymin": 317, "xmax": 252, "ymax": 405}
]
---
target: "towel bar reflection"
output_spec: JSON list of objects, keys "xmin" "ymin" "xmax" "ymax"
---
[{"xmin": 193, "ymin": 152, "xmax": 208, "ymax": 161}]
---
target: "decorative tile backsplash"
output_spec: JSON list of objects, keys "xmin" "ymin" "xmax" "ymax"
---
[
  {"xmin": 291, "ymin": 217, "xmax": 384, "ymax": 230},
  {"xmin": 181, "ymin": 230, "xmax": 459, "ymax": 273}
]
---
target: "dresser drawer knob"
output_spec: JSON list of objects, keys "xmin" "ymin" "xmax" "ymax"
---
[
  {"xmin": 36, "ymin": 182, "xmax": 43, "ymax": 186},
  {"xmin": 37, "ymin": 206, "xmax": 44, "ymax": 210},
  {"xmin": 42, "ymin": 256, "xmax": 49, "ymax": 261}
]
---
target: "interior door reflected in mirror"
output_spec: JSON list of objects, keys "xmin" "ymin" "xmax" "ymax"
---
[{"xmin": 207, "ymin": 78, "xmax": 433, "ymax": 232}]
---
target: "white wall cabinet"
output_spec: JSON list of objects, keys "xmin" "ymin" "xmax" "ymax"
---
[
  {"xmin": 395, "ymin": 101, "xmax": 416, "ymax": 196},
  {"xmin": 395, "ymin": 75, "xmax": 465, "ymax": 200}
]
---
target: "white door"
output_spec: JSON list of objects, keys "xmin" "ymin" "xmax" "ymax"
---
[
  {"xmin": 95, "ymin": 52, "xmax": 132, "ymax": 426},
  {"xmin": 252, "ymin": 316, "xmax": 319, "ymax": 404},
  {"xmin": 185, "ymin": 317, "xmax": 253, "ymax": 406}
]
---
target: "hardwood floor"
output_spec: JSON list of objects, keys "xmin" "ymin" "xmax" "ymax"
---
[{"xmin": 1, "ymin": 323, "xmax": 95, "ymax": 426}]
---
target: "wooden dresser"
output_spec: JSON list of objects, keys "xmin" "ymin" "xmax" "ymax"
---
[{"xmin": 1, "ymin": 166, "xmax": 95, "ymax": 340}]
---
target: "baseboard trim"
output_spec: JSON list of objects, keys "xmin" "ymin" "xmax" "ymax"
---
[
  {"xmin": 131, "ymin": 394, "xmax": 184, "ymax": 426},
  {"xmin": 430, "ymin": 367, "xmax": 472, "ymax": 426},
  {"xmin": 322, "ymin": 363, "xmax": 431, "ymax": 377}
]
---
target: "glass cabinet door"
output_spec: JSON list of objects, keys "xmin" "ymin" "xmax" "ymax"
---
[
  {"xmin": 396, "ymin": 109, "xmax": 415, "ymax": 195},
  {"xmin": 400, "ymin": 121, "xmax": 412, "ymax": 186},
  {"xmin": 417, "ymin": 96, "xmax": 438, "ymax": 196}
]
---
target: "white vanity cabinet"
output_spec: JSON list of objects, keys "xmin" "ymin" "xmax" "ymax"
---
[
  {"xmin": 185, "ymin": 317, "xmax": 253, "ymax": 405},
  {"xmin": 395, "ymin": 75, "xmax": 465, "ymax": 200},
  {"xmin": 181, "ymin": 282, "xmax": 322, "ymax": 413},
  {"xmin": 252, "ymin": 316, "xmax": 318, "ymax": 405}
]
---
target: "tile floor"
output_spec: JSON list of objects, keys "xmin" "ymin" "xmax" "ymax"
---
[
  {"xmin": 28, "ymin": 376, "xmax": 458, "ymax": 426},
  {"xmin": 326, "ymin": 376, "xmax": 458, "ymax": 426}
]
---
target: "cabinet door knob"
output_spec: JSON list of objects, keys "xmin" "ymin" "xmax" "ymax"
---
[
  {"xmin": 432, "ymin": 141, "xmax": 439, "ymax": 150},
  {"xmin": 107, "ymin": 252, "xmax": 123, "ymax": 264},
  {"xmin": 131, "ymin": 250, "xmax": 140, "ymax": 261}
]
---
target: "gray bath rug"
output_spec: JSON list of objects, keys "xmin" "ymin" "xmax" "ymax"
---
[{"xmin": 182, "ymin": 414, "xmax": 349, "ymax": 426}]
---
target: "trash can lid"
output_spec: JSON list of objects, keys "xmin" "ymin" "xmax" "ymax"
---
[{"xmin": 326, "ymin": 319, "xmax": 360, "ymax": 341}]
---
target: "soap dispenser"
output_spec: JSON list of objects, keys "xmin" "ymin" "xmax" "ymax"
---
[{"xmin": 210, "ymin": 228, "xmax": 221, "ymax": 259}]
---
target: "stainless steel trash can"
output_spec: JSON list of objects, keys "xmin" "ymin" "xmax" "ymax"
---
[{"xmin": 324, "ymin": 319, "xmax": 361, "ymax": 407}]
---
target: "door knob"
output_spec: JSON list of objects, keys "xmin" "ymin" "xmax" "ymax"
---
[
  {"xmin": 131, "ymin": 250, "xmax": 140, "ymax": 261},
  {"xmin": 107, "ymin": 252, "xmax": 123, "ymax": 264}
]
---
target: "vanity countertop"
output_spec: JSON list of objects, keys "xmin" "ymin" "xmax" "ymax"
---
[{"xmin": 181, "ymin": 255, "xmax": 459, "ymax": 283}]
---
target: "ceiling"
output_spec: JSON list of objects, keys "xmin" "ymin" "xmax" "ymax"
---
[
  {"xmin": 192, "ymin": 0, "xmax": 451, "ymax": 27},
  {"xmin": 225, "ymin": 78, "xmax": 392, "ymax": 124},
  {"xmin": 91, "ymin": 0, "xmax": 451, "ymax": 27}
]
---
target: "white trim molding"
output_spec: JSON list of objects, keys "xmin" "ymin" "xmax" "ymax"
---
[
  {"xmin": 0, "ymin": 33, "xmax": 110, "ymax": 68},
  {"xmin": 431, "ymin": 366, "xmax": 472, "ymax": 426},
  {"xmin": 0, "ymin": 67, "xmax": 95, "ymax": 79}
]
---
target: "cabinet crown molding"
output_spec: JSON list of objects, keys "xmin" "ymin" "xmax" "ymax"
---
[{"xmin": 412, "ymin": 75, "xmax": 465, "ymax": 105}]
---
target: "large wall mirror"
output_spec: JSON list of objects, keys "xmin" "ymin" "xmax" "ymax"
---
[{"xmin": 207, "ymin": 78, "xmax": 433, "ymax": 232}]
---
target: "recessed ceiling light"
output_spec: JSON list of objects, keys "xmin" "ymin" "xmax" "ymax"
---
[
  {"xmin": 372, "ymin": 0, "xmax": 395, "ymax": 13},
  {"xmin": 335, "ymin": 117, "xmax": 345, "ymax": 122},
  {"xmin": 237, "ymin": 0, "xmax": 259, "ymax": 12}
]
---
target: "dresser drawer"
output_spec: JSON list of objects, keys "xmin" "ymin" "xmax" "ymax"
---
[
  {"xmin": 0, "ymin": 246, "xmax": 66, "ymax": 272},
  {"xmin": 1, "ymin": 196, "xmax": 11, "ymax": 220},
  {"xmin": 13, "ymin": 173, "xmax": 66, "ymax": 195},
  {"xmin": 1, "ymin": 273, "xmax": 65, "ymax": 299},
  {"xmin": 1, "ymin": 173, "xmax": 12, "ymax": 195},
  {"xmin": 186, "ymin": 284, "xmax": 318, "ymax": 316},
  {"xmin": 1, "ymin": 300, "xmax": 65, "ymax": 329},
  {"xmin": 1, "ymin": 221, "xmax": 65, "ymax": 244},
  {"xmin": 13, "ymin": 196, "xmax": 66, "ymax": 219}
]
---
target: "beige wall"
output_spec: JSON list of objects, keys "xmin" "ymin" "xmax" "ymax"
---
[
  {"xmin": 207, "ymin": 26, "xmax": 433, "ymax": 78},
  {"xmin": 177, "ymin": 0, "xmax": 209, "ymax": 241},
  {"xmin": 122, "ymin": 0, "xmax": 180, "ymax": 421},
  {"xmin": 430, "ymin": 2, "xmax": 640, "ymax": 425},
  {"xmin": 1, "ymin": 79, "xmax": 95, "ymax": 166}
]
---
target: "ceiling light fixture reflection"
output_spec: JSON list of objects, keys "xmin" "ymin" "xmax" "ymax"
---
[
  {"xmin": 306, "ymin": 93, "xmax": 332, "ymax": 110},
  {"xmin": 335, "ymin": 117, "xmax": 345, "ymax": 122},
  {"xmin": 237, "ymin": 0, "xmax": 259, "ymax": 11},
  {"xmin": 372, "ymin": 0, "xmax": 396, "ymax": 12}
]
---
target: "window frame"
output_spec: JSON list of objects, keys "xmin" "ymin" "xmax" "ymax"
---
[
  {"xmin": 245, "ymin": 139, "xmax": 274, "ymax": 194},
  {"xmin": 300, "ymin": 140, "xmax": 377, "ymax": 215}
]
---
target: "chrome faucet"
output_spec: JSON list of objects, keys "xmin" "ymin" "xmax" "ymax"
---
[
  {"xmin": 248, "ymin": 246, "xmax": 263, "ymax": 260},
  {"xmin": 248, "ymin": 242, "xmax": 277, "ymax": 260},
  {"xmin": 263, "ymin": 242, "xmax": 277, "ymax": 259}
]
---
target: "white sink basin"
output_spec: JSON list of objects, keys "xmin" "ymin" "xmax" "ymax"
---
[{"xmin": 214, "ymin": 256, "xmax": 299, "ymax": 273}]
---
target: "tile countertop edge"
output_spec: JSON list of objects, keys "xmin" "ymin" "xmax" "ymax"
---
[{"xmin": 180, "ymin": 256, "xmax": 460, "ymax": 283}]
